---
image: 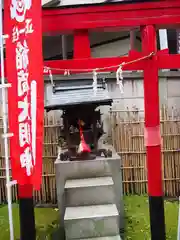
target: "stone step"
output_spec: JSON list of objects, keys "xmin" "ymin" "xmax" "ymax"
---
[
  {"xmin": 80, "ymin": 235, "xmax": 122, "ymax": 240},
  {"xmin": 64, "ymin": 204, "xmax": 119, "ymax": 239},
  {"xmin": 65, "ymin": 177, "xmax": 115, "ymax": 207}
]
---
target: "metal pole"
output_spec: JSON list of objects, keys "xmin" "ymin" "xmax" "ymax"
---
[
  {"xmin": 177, "ymin": 196, "xmax": 180, "ymax": 240},
  {"xmin": 159, "ymin": 29, "xmax": 169, "ymax": 72},
  {"xmin": 130, "ymin": 30, "xmax": 136, "ymax": 50},
  {"xmin": 0, "ymin": 1, "xmax": 14, "ymax": 240},
  {"xmin": 62, "ymin": 35, "xmax": 67, "ymax": 60}
]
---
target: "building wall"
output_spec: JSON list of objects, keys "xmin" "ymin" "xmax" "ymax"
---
[
  {"xmin": 97, "ymin": 72, "xmax": 180, "ymax": 133},
  {"xmin": 106, "ymin": 72, "xmax": 180, "ymax": 112},
  {"xmin": 43, "ymin": 32, "xmax": 141, "ymax": 59},
  {"xmin": 91, "ymin": 38, "xmax": 135, "ymax": 58},
  {"xmin": 43, "ymin": 71, "xmax": 180, "ymax": 134}
]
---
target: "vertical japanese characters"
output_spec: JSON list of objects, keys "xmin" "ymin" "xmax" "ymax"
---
[
  {"xmin": 5, "ymin": 0, "xmax": 43, "ymax": 190},
  {"xmin": 10, "ymin": 0, "xmax": 36, "ymax": 177}
]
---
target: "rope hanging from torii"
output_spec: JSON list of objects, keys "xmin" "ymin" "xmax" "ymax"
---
[{"xmin": 44, "ymin": 52, "xmax": 155, "ymax": 95}]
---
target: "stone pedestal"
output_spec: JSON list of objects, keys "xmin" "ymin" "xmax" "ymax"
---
[{"xmin": 55, "ymin": 155, "xmax": 124, "ymax": 238}]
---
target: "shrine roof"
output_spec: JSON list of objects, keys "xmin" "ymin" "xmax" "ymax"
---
[{"xmin": 44, "ymin": 79, "xmax": 112, "ymax": 111}]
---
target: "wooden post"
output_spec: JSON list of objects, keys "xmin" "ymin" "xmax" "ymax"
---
[
  {"xmin": 141, "ymin": 25, "xmax": 166, "ymax": 240},
  {"xmin": 130, "ymin": 30, "xmax": 136, "ymax": 50},
  {"xmin": 73, "ymin": 30, "xmax": 91, "ymax": 59},
  {"xmin": 18, "ymin": 185, "xmax": 36, "ymax": 240}
]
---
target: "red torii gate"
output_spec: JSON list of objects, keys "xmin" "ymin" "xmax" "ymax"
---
[
  {"xmin": 41, "ymin": 1, "xmax": 180, "ymax": 240},
  {"xmin": 2, "ymin": 0, "xmax": 180, "ymax": 239}
]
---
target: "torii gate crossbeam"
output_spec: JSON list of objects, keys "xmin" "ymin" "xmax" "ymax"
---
[{"xmin": 42, "ymin": 1, "xmax": 180, "ymax": 32}]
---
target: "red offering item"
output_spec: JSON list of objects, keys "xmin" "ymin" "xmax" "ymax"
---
[{"xmin": 78, "ymin": 123, "xmax": 91, "ymax": 154}]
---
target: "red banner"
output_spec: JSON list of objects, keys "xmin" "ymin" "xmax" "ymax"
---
[{"xmin": 4, "ymin": 0, "xmax": 44, "ymax": 190}]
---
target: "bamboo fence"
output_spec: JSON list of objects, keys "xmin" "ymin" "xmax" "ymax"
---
[
  {"xmin": 0, "ymin": 105, "xmax": 180, "ymax": 204},
  {"xmin": 0, "ymin": 109, "xmax": 62, "ymax": 204},
  {"xmin": 110, "ymin": 106, "xmax": 180, "ymax": 197}
]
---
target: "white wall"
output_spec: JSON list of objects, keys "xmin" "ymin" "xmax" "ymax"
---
[
  {"xmin": 92, "ymin": 38, "xmax": 130, "ymax": 58},
  {"xmin": 104, "ymin": 73, "xmax": 180, "ymax": 111},
  {"xmin": 42, "ymin": 0, "xmax": 60, "ymax": 6},
  {"xmin": 57, "ymin": 0, "xmax": 126, "ymax": 7},
  {"xmin": 96, "ymin": 72, "xmax": 180, "ymax": 133},
  {"xmin": 43, "ymin": 72, "xmax": 180, "ymax": 134}
]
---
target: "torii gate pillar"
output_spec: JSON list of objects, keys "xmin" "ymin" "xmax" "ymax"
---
[{"xmin": 142, "ymin": 25, "xmax": 166, "ymax": 240}]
